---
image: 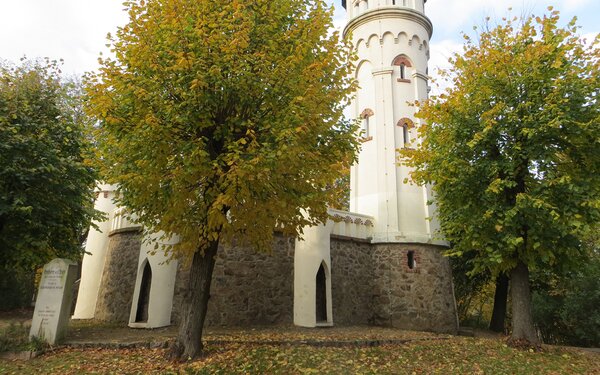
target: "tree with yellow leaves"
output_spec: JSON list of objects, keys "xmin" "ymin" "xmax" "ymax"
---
[
  {"xmin": 87, "ymin": 0, "xmax": 358, "ymax": 360},
  {"xmin": 401, "ymin": 10, "xmax": 599, "ymax": 347}
]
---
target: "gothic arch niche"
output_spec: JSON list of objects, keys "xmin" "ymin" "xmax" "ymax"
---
[
  {"xmin": 315, "ymin": 261, "xmax": 329, "ymax": 323},
  {"xmin": 135, "ymin": 260, "xmax": 152, "ymax": 323}
]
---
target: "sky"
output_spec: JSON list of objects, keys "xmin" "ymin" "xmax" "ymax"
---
[{"xmin": 0, "ymin": 0, "xmax": 598, "ymax": 84}]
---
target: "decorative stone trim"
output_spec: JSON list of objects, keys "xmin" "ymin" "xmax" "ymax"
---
[
  {"xmin": 412, "ymin": 71, "xmax": 429, "ymax": 81},
  {"xmin": 360, "ymin": 108, "xmax": 374, "ymax": 118},
  {"xmin": 372, "ymin": 67, "xmax": 394, "ymax": 76},
  {"xmin": 330, "ymin": 234, "xmax": 372, "ymax": 243},
  {"xmin": 392, "ymin": 55, "xmax": 412, "ymax": 67},
  {"xmin": 328, "ymin": 209, "xmax": 375, "ymax": 240},
  {"xmin": 397, "ymin": 118, "xmax": 415, "ymax": 128},
  {"xmin": 95, "ymin": 191, "xmax": 110, "ymax": 199},
  {"xmin": 108, "ymin": 226, "xmax": 143, "ymax": 237},
  {"xmin": 344, "ymin": 7, "xmax": 433, "ymax": 40},
  {"xmin": 397, "ymin": 78, "xmax": 411, "ymax": 83}
]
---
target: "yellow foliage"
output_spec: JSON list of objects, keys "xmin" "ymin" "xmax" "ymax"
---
[{"xmin": 87, "ymin": 0, "xmax": 360, "ymax": 259}]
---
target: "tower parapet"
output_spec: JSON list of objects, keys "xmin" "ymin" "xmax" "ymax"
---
[{"xmin": 343, "ymin": 0, "xmax": 428, "ymax": 21}]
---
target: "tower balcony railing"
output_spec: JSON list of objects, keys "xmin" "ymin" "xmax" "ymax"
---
[
  {"xmin": 350, "ymin": 0, "xmax": 419, "ymax": 18},
  {"xmin": 110, "ymin": 207, "xmax": 140, "ymax": 233},
  {"xmin": 328, "ymin": 208, "xmax": 374, "ymax": 240}
]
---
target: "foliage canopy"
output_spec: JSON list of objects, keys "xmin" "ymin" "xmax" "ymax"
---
[
  {"xmin": 87, "ymin": 0, "xmax": 359, "ymax": 257},
  {"xmin": 402, "ymin": 9, "xmax": 600, "ymax": 276},
  {"xmin": 0, "ymin": 60, "xmax": 99, "ymax": 271}
]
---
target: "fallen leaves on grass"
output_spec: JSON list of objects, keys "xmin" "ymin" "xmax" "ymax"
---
[{"xmin": 0, "ymin": 333, "xmax": 598, "ymax": 374}]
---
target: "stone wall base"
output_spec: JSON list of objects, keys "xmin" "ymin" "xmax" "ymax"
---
[
  {"xmin": 95, "ymin": 233, "xmax": 457, "ymax": 334},
  {"xmin": 331, "ymin": 238, "xmax": 457, "ymax": 334},
  {"xmin": 94, "ymin": 229, "xmax": 142, "ymax": 323},
  {"xmin": 172, "ymin": 233, "xmax": 295, "ymax": 327}
]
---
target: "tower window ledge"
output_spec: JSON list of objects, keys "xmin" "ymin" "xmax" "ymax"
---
[
  {"xmin": 397, "ymin": 78, "xmax": 411, "ymax": 83},
  {"xmin": 360, "ymin": 136, "xmax": 373, "ymax": 142}
]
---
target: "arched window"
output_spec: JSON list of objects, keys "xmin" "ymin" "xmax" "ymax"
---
[
  {"xmin": 407, "ymin": 251, "xmax": 416, "ymax": 269},
  {"xmin": 392, "ymin": 55, "xmax": 413, "ymax": 83},
  {"xmin": 316, "ymin": 263, "xmax": 327, "ymax": 323},
  {"xmin": 397, "ymin": 117, "xmax": 415, "ymax": 147},
  {"xmin": 135, "ymin": 261, "xmax": 152, "ymax": 323},
  {"xmin": 403, "ymin": 123, "xmax": 410, "ymax": 144},
  {"xmin": 360, "ymin": 108, "xmax": 374, "ymax": 141}
]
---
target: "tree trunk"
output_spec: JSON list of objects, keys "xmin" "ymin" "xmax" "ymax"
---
[
  {"xmin": 169, "ymin": 240, "xmax": 219, "ymax": 361},
  {"xmin": 489, "ymin": 273, "xmax": 509, "ymax": 333},
  {"xmin": 509, "ymin": 261, "xmax": 540, "ymax": 347}
]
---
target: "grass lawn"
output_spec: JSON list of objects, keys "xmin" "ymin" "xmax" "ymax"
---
[{"xmin": 1, "ymin": 335, "xmax": 598, "ymax": 374}]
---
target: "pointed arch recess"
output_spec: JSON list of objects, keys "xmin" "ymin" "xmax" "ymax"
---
[
  {"xmin": 315, "ymin": 261, "xmax": 329, "ymax": 323},
  {"xmin": 135, "ymin": 259, "xmax": 152, "ymax": 323}
]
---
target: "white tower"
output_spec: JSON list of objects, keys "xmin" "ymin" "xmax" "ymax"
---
[{"xmin": 345, "ymin": 0, "xmax": 441, "ymax": 244}]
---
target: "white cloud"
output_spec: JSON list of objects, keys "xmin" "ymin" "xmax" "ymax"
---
[
  {"xmin": 2, "ymin": 0, "xmax": 596, "ymax": 76},
  {"xmin": 580, "ymin": 32, "xmax": 599, "ymax": 47},
  {"xmin": 427, "ymin": 0, "xmax": 542, "ymax": 35},
  {"xmin": 428, "ymin": 39, "xmax": 463, "ymax": 95},
  {"xmin": 561, "ymin": 0, "xmax": 592, "ymax": 11},
  {"xmin": 425, "ymin": 0, "xmax": 600, "ymax": 36},
  {"xmin": 0, "ymin": 0, "xmax": 128, "ymax": 75}
]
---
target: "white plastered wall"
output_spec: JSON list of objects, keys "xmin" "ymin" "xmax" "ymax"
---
[
  {"xmin": 72, "ymin": 183, "xmax": 117, "ymax": 319},
  {"xmin": 293, "ymin": 220, "xmax": 334, "ymax": 327},
  {"xmin": 346, "ymin": 2, "xmax": 444, "ymax": 245},
  {"xmin": 128, "ymin": 232, "xmax": 178, "ymax": 328}
]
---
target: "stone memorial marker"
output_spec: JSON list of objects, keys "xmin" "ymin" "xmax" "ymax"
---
[{"xmin": 29, "ymin": 258, "xmax": 78, "ymax": 345}]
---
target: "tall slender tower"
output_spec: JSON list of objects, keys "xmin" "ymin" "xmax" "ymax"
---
[{"xmin": 344, "ymin": 0, "xmax": 441, "ymax": 244}]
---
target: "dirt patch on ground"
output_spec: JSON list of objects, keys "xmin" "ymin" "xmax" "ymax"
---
[{"xmin": 64, "ymin": 321, "xmax": 447, "ymax": 348}]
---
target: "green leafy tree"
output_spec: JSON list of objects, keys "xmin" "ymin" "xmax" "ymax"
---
[
  {"xmin": 533, "ymin": 225, "xmax": 600, "ymax": 346},
  {"xmin": 0, "ymin": 59, "xmax": 99, "ymax": 278},
  {"xmin": 401, "ymin": 10, "xmax": 599, "ymax": 346},
  {"xmin": 86, "ymin": 0, "xmax": 358, "ymax": 359}
]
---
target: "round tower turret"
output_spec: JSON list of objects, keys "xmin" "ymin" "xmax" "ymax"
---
[{"xmin": 344, "ymin": 0, "xmax": 441, "ymax": 244}]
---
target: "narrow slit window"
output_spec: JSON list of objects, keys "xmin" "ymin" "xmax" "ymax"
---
[
  {"xmin": 403, "ymin": 123, "xmax": 410, "ymax": 145},
  {"xmin": 360, "ymin": 109, "xmax": 374, "ymax": 140},
  {"xmin": 407, "ymin": 251, "xmax": 415, "ymax": 269},
  {"xmin": 400, "ymin": 63, "xmax": 406, "ymax": 79}
]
